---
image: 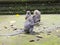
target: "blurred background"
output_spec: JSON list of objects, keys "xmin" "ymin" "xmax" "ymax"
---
[{"xmin": 0, "ymin": 0, "xmax": 60, "ymax": 15}]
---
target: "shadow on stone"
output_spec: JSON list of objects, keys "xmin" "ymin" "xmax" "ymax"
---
[
  {"xmin": 13, "ymin": 28, "xmax": 17, "ymax": 31},
  {"xmin": 29, "ymin": 40, "xmax": 35, "ymax": 42},
  {"xmin": 36, "ymin": 39, "xmax": 40, "ymax": 41},
  {"xmin": 24, "ymin": 31, "xmax": 39, "ymax": 35},
  {"xmin": 47, "ymin": 33, "xmax": 51, "ymax": 35},
  {"xmin": 4, "ymin": 26, "xmax": 7, "ymax": 29}
]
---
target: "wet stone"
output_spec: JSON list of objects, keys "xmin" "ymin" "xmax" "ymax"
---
[{"xmin": 36, "ymin": 36, "xmax": 43, "ymax": 38}]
